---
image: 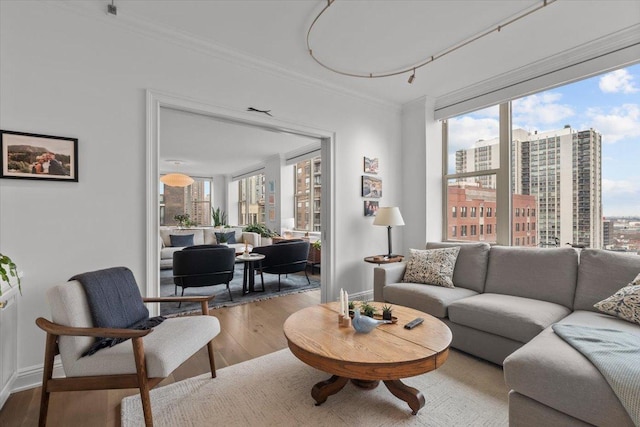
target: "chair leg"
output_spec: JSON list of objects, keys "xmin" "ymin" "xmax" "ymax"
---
[
  {"xmin": 132, "ymin": 337, "xmax": 153, "ymax": 427},
  {"xmin": 38, "ymin": 332, "xmax": 57, "ymax": 427},
  {"xmin": 207, "ymin": 340, "xmax": 217, "ymax": 378},
  {"xmin": 260, "ymin": 270, "xmax": 265, "ymax": 291},
  {"xmin": 226, "ymin": 282, "xmax": 233, "ymax": 301},
  {"xmin": 304, "ymin": 268, "xmax": 311, "ymax": 285},
  {"xmin": 178, "ymin": 287, "xmax": 185, "ymax": 308},
  {"xmin": 278, "ymin": 274, "xmax": 281, "ymax": 292}
]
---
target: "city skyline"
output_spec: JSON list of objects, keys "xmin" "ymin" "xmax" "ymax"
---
[{"xmin": 448, "ymin": 63, "xmax": 640, "ymax": 217}]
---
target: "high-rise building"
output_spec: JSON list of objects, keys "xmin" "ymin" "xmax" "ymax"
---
[
  {"xmin": 455, "ymin": 126, "xmax": 602, "ymax": 248},
  {"xmin": 602, "ymin": 219, "xmax": 614, "ymax": 247},
  {"xmin": 294, "ymin": 157, "xmax": 322, "ymax": 231}
]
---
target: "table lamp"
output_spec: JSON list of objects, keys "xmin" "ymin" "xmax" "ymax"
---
[{"xmin": 373, "ymin": 207, "xmax": 405, "ymax": 258}]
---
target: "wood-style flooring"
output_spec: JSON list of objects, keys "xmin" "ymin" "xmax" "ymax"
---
[{"xmin": 0, "ymin": 289, "xmax": 321, "ymax": 427}]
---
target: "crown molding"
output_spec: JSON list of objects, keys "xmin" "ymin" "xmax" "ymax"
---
[
  {"xmin": 50, "ymin": 1, "xmax": 401, "ymax": 113},
  {"xmin": 434, "ymin": 24, "xmax": 640, "ymax": 117}
]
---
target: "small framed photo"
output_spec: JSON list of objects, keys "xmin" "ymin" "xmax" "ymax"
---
[
  {"xmin": 361, "ymin": 176, "xmax": 382, "ymax": 198},
  {"xmin": 364, "ymin": 200, "xmax": 379, "ymax": 217},
  {"xmin": 1, "ymin": 130, "xmax": 78, "ymax": 182},
  {"xmin": 364, "ymin": 157, "xmax": 379, "ymax": 174}
]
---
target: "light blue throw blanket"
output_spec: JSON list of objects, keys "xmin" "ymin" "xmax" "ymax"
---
[{"xmin": 553, "ymin": 324, "xmax": 640, "ymax": 426}]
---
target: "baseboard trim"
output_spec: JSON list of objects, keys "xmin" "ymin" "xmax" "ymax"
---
[
  {"xmin": 350, "ymin": 290, "xmax": 374, "ymax": 301},
  {"xmin": 12, "ymin": 359, "xmax": 65, "ymax": 393}
]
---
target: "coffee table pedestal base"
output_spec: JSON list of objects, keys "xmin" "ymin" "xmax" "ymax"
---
[{"xmin": 311, "ymin": 375, "xmax": 425, "ymax": 415}]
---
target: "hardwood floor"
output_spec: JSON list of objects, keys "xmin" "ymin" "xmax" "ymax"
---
[{"xmin": 0, "ymin": 289, "xmax": 321, "ymax": 427}]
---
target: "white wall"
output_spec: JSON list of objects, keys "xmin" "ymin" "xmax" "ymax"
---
[{"xmin": 0, "ymin": 1, "xmax": 402, "ymax": 381}]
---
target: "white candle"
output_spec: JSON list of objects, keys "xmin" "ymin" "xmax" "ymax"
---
[
  {"xmin": 345, "ymin": 291, "xmax": 348, "ymax": 315},
  {"xmin": 340, "ymin": 288, "xmax": 344, "ymax": 315}
]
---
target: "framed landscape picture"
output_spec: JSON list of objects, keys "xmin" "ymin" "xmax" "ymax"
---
[
  {"xmin": 364, "ymin": 156, "xmax": 379, "ymax": 174},
  {"xmin": 361, "ymin": 176, "xmax": 382, "ymax": 198},
  {"xmin": 0, "ymin": 130, "xmax": 78, "ymax": 182}
]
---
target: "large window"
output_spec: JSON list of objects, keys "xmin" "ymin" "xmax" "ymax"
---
[
  {"xmin": 294, "ymin": 156, "xmax": 321, "ymax": 232},
  {"xmin": 237, "ymin": 174, "xmax": 265, "ymax": 226},
  {"xmin": 444, "ymin": 64, "xmax": 640, "ymax": 252},
  {"xmin": 159, "ymin": 178, "xmax": 212, "ymax": 226}
]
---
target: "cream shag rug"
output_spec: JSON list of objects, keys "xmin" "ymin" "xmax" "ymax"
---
[{"xmin": 122, "ymin": 348, "xmax": 508, "ymax": 426}]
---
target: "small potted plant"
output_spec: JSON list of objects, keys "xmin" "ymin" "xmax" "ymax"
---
[
  {"xmin": 174, "ymin": 213, "xmax": 195, "ymax": 228},
  {"xmin": 348, "ymin": 301, "xmax": 355, "ymax": 318},
  {"xmin": 211, "ymin": 207, "xmax": 227, "ymax": 228},
  {"xmin": 381, "ymin": 304, "xmax": 393, "ymax": 321},
  {"xmin": 0, "ymin": 253, "xmax": 21, "ymax": 296},
  {"xmin": 359, "ymin": 301, "xmax": 377, "ymax": 318}
]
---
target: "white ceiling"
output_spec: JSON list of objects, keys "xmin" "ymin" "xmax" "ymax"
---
[
  {"xmin": 159, "ymin": 108, "xmax": 320, "ymax": 177},
  {"xmin": 115, "ymin": 0, "xmax": 639, "ymax": 175},
  {"xmin": 116, "ymin": 0, "xmax": 639, "ymax": 105}
]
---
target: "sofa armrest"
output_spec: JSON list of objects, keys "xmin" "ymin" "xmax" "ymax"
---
[
  {"xmin": 373, "ymin": 262, "xmax": 407, "ymax": 302},
  {"xmin": 242, "ymin": 232, "xmax": 261, "ymax": 247}
]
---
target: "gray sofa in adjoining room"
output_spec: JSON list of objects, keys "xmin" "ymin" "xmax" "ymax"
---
[{"xmin": 374, "ymin": 242, "xmax": 640, "ymax": 426}]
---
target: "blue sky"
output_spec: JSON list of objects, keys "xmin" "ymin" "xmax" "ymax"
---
[{"xmin": 449, "ymin": 63, "xmax": 640, "ymax": 217}]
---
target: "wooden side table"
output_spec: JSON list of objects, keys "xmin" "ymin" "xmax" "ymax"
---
[{"xmin": 364, "ymin": 255, "xmax": 404, "ymax": 265}]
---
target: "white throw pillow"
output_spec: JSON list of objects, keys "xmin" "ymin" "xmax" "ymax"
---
[
  {"xmin": 594, "ymin": 272, "xmax": 640, "ymax": 325},
  {"xmin": 402, "ymin": 247, "xmax": 460, "ymax": 288}
]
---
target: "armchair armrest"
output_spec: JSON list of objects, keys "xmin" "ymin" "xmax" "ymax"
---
[
  {"xmin": 373, "ymin": 262, "xmax": 407, "ymax": 302},
  {"xmin": 35, "ymin": 317, "xmax": 152, "ymax": 339},
  {"xmin": 142, "ymin": 295, "xmax": 215, "ymax": 315}
]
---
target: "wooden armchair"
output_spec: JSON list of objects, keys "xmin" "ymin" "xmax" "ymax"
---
[{"xmin": 36, "ymin": 280, "xmax": 220, "ymax": 427}]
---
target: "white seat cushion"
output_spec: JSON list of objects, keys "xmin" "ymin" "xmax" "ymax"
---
[
  {"xmin": 48, "ymin": 280, "xmax": 220, "ymax": 378},
  {"xmin": 66, "ymin": 316, "xmax": 220, "ymax": 378}
]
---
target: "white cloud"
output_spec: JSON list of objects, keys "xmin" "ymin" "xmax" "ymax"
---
[
  {"xmin": 585, "ymin": 104, "xmax": 640, "ymax": 143},
  {"xmin": 512, "ymin": 92, "xmax": 575, "ymax": 131},
  {"xmin": 599, "ymin": 69, "xmax": 639, "ymax": 94},
  {"xmin": 602, "ymin": 178, "xmax": 639, "ymax": 195},
  {"xmin": 445, "ymin": 115, "xmax": 499, "ymax": 172}
]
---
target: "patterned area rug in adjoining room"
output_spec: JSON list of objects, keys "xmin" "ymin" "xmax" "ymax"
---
[
  {"xmin": 159, "ymin": 266, "xmax": 320, "ymax": 317},
  {"xmin": 121, "ymin": 348, "xmax": 509, "ymax": 427}
]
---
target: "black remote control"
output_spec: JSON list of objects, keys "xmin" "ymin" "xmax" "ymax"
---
[{"xmin": 404, "ymin": 318, "xmax": 424, "ymax": 329}]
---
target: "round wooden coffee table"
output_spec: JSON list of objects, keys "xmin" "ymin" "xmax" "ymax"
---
[{"xmin": 283, "ymin": 302, "xmax": 452, "ymax": 415}]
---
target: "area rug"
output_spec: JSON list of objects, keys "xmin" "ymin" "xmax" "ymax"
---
[
  {"xmin": 121, "ymin": 348, "xmax": 508, "ymax": 426},
  {"xmin": 160, "ymin": 266, "xmax": 320, "ymax": 316}
]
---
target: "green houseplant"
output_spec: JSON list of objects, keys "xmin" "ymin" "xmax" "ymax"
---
[
  {"xmin": 0, "ymin": 253, "xmax": 21, "ymax": 296},
  {"xmin": 381, "ymin": 304, "xmax": 393, "ymax": 321},
  {"xmin": 174, "ymin": 213, "xmax": 195, "ymax": 228},
  {"xmin": 243, "ymin": 223, "xmax": 278, "ymax": 238},
  {"xmin": 211, "ymin": 207, "xmax": 228, "ymax": 227},
  {"xmin": 359, "ymin": 301, "xmax": 377, "ymax": 318}
]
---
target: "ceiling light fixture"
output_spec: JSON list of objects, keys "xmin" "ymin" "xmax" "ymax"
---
[
  {"xmin": 160, "ymin": 161, "xmax": 194, "ymax": 187},
  {"xmin": 307, "ymin": 0, "xmax": 555, "ymax": 84}
]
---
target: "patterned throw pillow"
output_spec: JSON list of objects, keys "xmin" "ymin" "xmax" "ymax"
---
[
  {"xmin": 402, "ymin": 247, "xmax": 460, "ymax": 288},
  {"xmin": 594, "ymin": 272, "xmax": 640, "ymax": 325}
]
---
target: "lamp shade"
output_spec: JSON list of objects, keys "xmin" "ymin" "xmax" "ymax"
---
[
  {"xmin": 160, "ymin": 173, "xmax": 194, "ymax": 187},
  {"xmin": 373, "ymin": 207, "xmax": 405, "ymax": 227}
]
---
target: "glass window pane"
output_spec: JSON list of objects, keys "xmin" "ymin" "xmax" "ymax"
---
[
  {"xmin": 447, "ymin": 176, "xmax": 497, "ymax": 243},
  {"xmin": 447, "ymin": 106, "xmax": 500, "ymax": 175}
]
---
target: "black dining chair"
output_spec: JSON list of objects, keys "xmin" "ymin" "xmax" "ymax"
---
[{"xmin": 173, "ymin": 245, "xmax": 236, "ymax": 305}]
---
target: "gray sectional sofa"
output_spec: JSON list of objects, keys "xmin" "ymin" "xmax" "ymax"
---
[{"xmin": 373, "ymin": 242, "xmax": 640, "ymax": 426}]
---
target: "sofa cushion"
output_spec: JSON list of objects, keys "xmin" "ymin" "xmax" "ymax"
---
[
  {"xmin": 403, "ymin": 247, "xmax": 460, "ymax": 288},
  {"xmin": 594, "ymin": 273, "xmax": 640, "ymax": 325},
  {"xmin": 384, "ymin": 283, "xmax": 477, "ymax": 318},
  {"xmin": 160, "ymin": 228, "xmax": 205, "ymax": 247},
  {"xmin": 170, "ymin": 234, "xmax": 194, "ymax": 247},
  {"xmin": 160, "ymin": 246, "xmax": 183, "ymax": 260},
  {"xmin": 574, "ymin": 249, "xmax": 640, "ymax": 312},
  {"xmin": 484, "ymin": 246, "xmax": 578, "ymax": 308},
  {"xmin": 448, "ymin": 293, "xmax": 571, "ymax": 343},
  {"xmin": 426, "ymin": 242, "xmax": 490, "ymax": 293},
  {"xmin": 504, "ymin": 310, "xmax": 637, "ymax": 427}
]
